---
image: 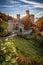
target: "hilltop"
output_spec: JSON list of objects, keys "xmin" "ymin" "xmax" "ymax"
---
[
  {"xmin": 0, "ymin": 12, "xmax": 43, "ymax": 37},
  {"xmin": 0, "ymin": 12, "xmax": 15, "ymax": 22}
]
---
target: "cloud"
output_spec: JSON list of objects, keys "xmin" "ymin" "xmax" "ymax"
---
[
  {"xmin": 35, "ymin": 11, "xmax": 43, "ymax": 17},
  {"xmin": 10, "ymin": 1, "xmax": 20, "ymax": 4},
  {"xmin": 19, "ymin": 4, "xmax": 32, "ymax": 7},
  {"xmin": 34, "ymin": 5, "xmax": 43, "ymax": 8},
  {"xmin": 20, "ymin": 0, "xmax": 43, "ymax": 8},
  {"xmin": 18, "ymin": 4, "xmax": 35, "ymax": 10},
  {"xmin": 6, "ymin": 0, "xmax": 20, "ymax": 4},
  {"xmin": 20, "ymin": 0, "xmax": 40, "ymax": 5},
  {"xmin": 0, "ymin": 5, "xmax": 14, "ymax": 8}
]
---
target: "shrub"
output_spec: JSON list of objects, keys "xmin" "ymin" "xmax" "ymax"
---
[
  {"xmin": 0, "ymin": 26, "xmax": 4, "ymax": 33},
  {"xmin": 0, "ymin": 38, "xmax": 18, "ymax": 65}
]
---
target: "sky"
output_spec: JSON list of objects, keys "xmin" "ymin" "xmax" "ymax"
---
[{"xmin": 0, "ymin": 0, "xmax": 43, "ymax": 18}]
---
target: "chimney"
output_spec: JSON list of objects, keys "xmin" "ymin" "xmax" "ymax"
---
[{"xmin": 17, "ymin": 14, "xmax": 20, "ymax": 20}]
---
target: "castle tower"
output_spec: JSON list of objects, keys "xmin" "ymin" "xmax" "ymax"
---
[
  {"xmin": 17, "ymin": 14, "xmax": 20, "ymax": 21},
  {"xmin": 30, "ymin": 15, "xmax": 34, "ymax": 23},
  {"xmin": 26, "ymin": 10, "xmax": 30, "ymax": 17}
]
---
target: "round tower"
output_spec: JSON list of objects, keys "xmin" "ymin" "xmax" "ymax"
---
[
  {"xmin": 17, "ymin": 14, "xmax": 20, "ymax": 21},
  {"xmin": 26, "ymin": 10, "xmax": 30, "ymax": 17}
]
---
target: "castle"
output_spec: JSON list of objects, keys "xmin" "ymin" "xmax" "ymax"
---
[{"xmin": 7, "ymin": 10, "xmax": 34, "ymax": 34}]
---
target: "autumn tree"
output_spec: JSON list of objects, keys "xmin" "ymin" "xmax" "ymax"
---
[
  {"xmin": 35, "ymin": 17, "xmax": 43, "ymax": 31},
  {"xmin": 21, "ymin": 16, "xmax": 32, "ymax": 30},
  {"xmin": 0, "ymin": 18, "xmax": 4, "ymax": 33},
  {"xmin": 0, "ymin": 18, "xmax": 8, "ymax": 36},
  {"xmin": 40, "ymin": 22, "xmax": 43, "ymax": 31}
]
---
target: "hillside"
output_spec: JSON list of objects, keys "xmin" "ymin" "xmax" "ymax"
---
[
  {"xmin": 35, "ymin": 17, "xmax": 43, "ymax": 31},
  {"xmin": 0, "ymin": 12, "xmax": 15, "ymax": 21},
  {"xmin": 0, "ymin": 34, "xmax": 43, "ymax": 65},
  {"xmin": 0, "ymin": 12, "xmax": 43, "ymax": 65}
]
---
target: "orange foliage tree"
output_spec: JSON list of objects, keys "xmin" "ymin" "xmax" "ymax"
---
[
  {"xmin": 21, "ymin": 16, "xmax": 32, "ymax": 30},
  {"xmin": 32, "ymin": 26, "xmax": 36, "ymax": 32},
  {"xmin": 35, "ymin": 17, "xmax": 43, "ymax": 31},
  {"xmin": 40, "ymin": 31, "xmax": 43, "ymax": 36}
]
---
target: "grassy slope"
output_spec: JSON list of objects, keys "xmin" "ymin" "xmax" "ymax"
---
[
  {"xmin": 13, "ymin": 35, "xmax": 43, "ymax": 64},
  {"xmin": 0, "ymin": 34, "xmax": 43, "ymax": 65}
]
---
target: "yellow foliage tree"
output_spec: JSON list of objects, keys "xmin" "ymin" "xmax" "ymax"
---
[
  {"xmin": 0, "ymin": 18, "xmax": 3, "ymax": 22},
  {"xmin": 21, "ymin": 16, "xmax": 32, "ymax": 30},
  {"xmin": 32, "ymin": 26, "xmax": 36, "ymax": 31},
  {"xmin": 40, "ymin": 31, "xmax": 43, "ymax": 36}
]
